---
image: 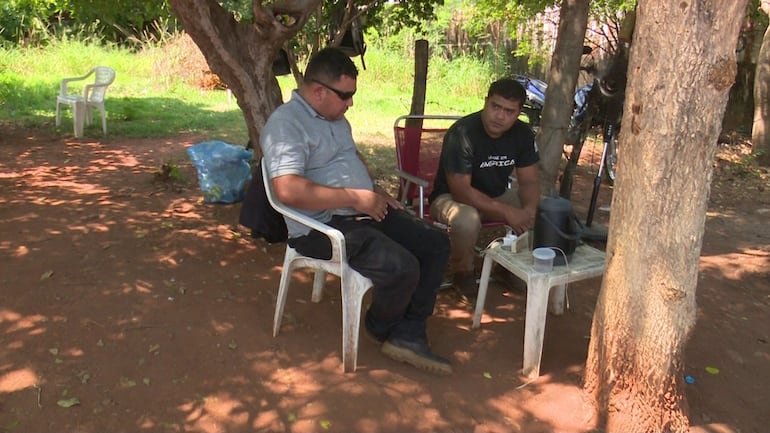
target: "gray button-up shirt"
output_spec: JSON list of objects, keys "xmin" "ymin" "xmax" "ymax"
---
[{"xmin": 260, "ymin": 90, "xmax": 373, "ymax": 238}]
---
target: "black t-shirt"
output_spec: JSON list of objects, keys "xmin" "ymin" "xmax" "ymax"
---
[{"xmin": 429, "ymin": 111, "xmax": 539, "ymax": 202}]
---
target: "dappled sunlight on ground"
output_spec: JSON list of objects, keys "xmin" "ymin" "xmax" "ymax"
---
[{"xmin": 0, "ymin": 124, "xmax": 767, "ymax": 432}]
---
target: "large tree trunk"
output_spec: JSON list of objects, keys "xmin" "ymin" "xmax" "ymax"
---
[
  {"xmin": 753, "ymin": 1, "xmax": 770, "ymax": 166},
  {"xmin": 167, "ymin": 0, "xmax": 321, "ymax": 155},
  {"xmin": 537, "ymin": 0, "xmax": 590, "ymax": 194},
  {"xmin": 583, "ymin": 1, "xmax": 747, "ymax": 432}
]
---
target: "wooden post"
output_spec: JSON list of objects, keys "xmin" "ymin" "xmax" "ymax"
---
[{"xmin": 407, "ymin": 39, "xmax": 429, "ymax": 128}]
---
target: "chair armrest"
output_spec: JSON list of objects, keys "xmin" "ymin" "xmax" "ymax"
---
[
  {"xmin": 84, "ymin": 83, "xmax": 109, "ymax": 101},
  {"xmin": 395, "ymin": 169, "xmax": 430, "ymax": 189},
  {"xmin": 60, "ymin": 71, "xmax": 93, "ymax": 96},
  {"xmin": 394, "ymin": 168, "xmax": 429, "ymax": 217},
  {"xmin": 274, "ymin": 199, "xmax": 347, "ymax": 264},
  {"xmin": 261, "ymin": 159, "xmax": 347, "ymax": 263}
]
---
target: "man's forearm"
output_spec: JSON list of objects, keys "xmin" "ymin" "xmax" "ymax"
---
[
  {"xmin": 518, "ymin": 180, "xmax": 541, "ymax": 215},
  {"xmin": 273, "ymin": 175, "xmax": 359, "ymax": 210}
]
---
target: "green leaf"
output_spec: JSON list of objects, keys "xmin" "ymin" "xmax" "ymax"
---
[{"xmin": 57, "ymin": 397, "xmax": 80, "ymax": 408}]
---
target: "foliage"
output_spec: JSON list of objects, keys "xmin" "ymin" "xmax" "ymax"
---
[
  {"xmin": 462, "ymin": 0, "xmax": 637, "ymax": 70},
  {"xmin": 0, "ymin": 0, "xmax": 58, "ymax": 44},
  {"xmin": 63, "ymin": 0, "xmax": 173, "ymax": 43},
  {"xmin": 155, "ymin": 160, "xmax": 185, "ymax": 182},
  {"xmin": 727, "ymin": 148, "xmax": 765, "ymax": 179},
  {"xmin": 167, "ymin": 0, "xmax": 444, "ymax": 68},
  {"xmin": 0, "ymin": 38, "xmax": 491, "ymax": 141},
  {"xmin": 0, "ymin": 0, "xmax": 175, "ymax": 45}
]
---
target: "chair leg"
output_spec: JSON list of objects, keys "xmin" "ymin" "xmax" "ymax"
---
[
  {"xmin": 55, "ymin": 103, "xmax": 61, "ymax": 127},
  {"xmin": 311, "ymin": 271, "xmax": 326, "ymax": 303},
  {"xmin": 73, "ymin": 102, "xmax": 85, "ymax": 138},
  {"xmin": 272, "ymin": 254, "xmax": 296, "ymax": 338},
  {"xmin": 340, "ymin": 272, "xmax": 369, "ymax": 373},
  {"xmin": 100, "ymin": 109, "xmax": 107, "ymax": 136}
]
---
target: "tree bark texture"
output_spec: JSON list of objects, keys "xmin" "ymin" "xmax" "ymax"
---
[
  {"xmin": 408, "ymin": 39, "xmax": 429, "ymax": 124},
  {"xmin": 583, "ymin": 1, "xmax": 747, "ymax": 432},
  {"xmin": 168, "ymin": 0, "xmax": 321, "ymax": 154},
  {"xmin": 753, "ymin": 1, "xmax": 770, "ymax": 166},
  {"xmin": 536, "ymin": 0, "xmax": 590, "ymax": 194}
]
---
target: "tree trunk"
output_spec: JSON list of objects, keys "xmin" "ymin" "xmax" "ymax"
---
[
  {"xmin": 753, "ymin": 1, "xmax": 770, "ymax": 166},
  {"xmin": 537, "ymin": 0, "xmax": 590, "ymax": 195},
  {"xmin": 583, "ymin": 1, "xmax": 747, "ymax": 432},
  {"xmin": 408, "ymin": 39, "xmax": 429, "ymax": 121},
  {"xmin": 723, "ymin": 59, "xmax": 755, "ymax": 133},
  {"xmin": 167, "ymin": 0, "xmax": 320, "ymax": 155}
]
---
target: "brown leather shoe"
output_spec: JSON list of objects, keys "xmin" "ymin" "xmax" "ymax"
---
[{"xmin": 452, "ymin": 271, "xmax": 479, "ymax": 305}]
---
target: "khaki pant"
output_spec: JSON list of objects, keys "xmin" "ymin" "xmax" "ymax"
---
[{"xmin": 430, "ymin": 189, "xmax": 521, "ymax": 275}]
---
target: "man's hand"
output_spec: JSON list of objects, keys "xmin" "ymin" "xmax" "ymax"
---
[
  {"xmin": 373, "ymin": 183, "xmax": 405, "ymax": 211},
  {"xmin": 502, "ymin": 206, "xmax": 536, "ymax": 235},
  {"xmin": 349, "ymin": 189, "xmax": 391, "ymax": 221},
  {"xmin": 350, "ymin": 184, "xmax": 406, "ymax": 221}
]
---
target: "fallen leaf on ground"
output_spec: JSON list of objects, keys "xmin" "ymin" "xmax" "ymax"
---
[{"xmin": 57, "ymin": 398, "xmax": 80, "ymax": 408}]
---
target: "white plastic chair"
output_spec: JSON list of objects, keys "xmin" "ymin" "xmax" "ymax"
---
[
  {"xmin": 55, "ymin": 66, "xmax": 116, "ymax": 137},
  {"xmin": 261, "ymin": 158, "xmax": 374, "ymax": 373}
]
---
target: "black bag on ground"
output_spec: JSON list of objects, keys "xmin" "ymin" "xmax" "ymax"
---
[{"xmin": 239, "ymin": 162, "xmax": 287, "ymax": 243}]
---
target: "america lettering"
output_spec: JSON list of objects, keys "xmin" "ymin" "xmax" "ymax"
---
[{"xmin": 479, "ymin": 159, "xmax": 515, "ymax": 168}]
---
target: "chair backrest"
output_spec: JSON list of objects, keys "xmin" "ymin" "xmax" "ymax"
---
[
  {"xmin": 85, "ymin": 66, "xmax": 116, "ymax": 103},
  {"xmin": 393, "ymin": 115, "xmax": 460, "ymax": 205}
]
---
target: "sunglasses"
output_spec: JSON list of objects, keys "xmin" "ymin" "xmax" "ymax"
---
[{"xmin": 311, "ymin": 79, "xmax": 356, "ymax": 101}]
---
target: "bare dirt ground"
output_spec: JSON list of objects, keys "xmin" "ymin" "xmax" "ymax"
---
[{"xmin": 1, "ymin": 123, "xmax": 768, "ymax": 433}]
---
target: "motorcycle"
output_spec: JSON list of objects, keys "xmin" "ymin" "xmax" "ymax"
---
[
  {"xmin": 560, "ymin": 44, "xmax": 628, "ymax": 223},
  {"xmin": 514, "ymin": 74, "xmax": 548, "ymax": 128}
]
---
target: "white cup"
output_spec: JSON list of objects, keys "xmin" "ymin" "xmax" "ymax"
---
[{"xmin": 532, "ymin": 247, "xmax": 556, "ymax": 273}]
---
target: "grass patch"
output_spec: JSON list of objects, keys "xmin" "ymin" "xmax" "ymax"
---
[{"xmin": 0, "ymin": 36, "xmax": 494, "ymax": 145}]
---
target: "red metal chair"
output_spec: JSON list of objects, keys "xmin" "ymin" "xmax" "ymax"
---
[{"xmin": 393, "ymin": 114, "xmax": 507, "ymax": 230}]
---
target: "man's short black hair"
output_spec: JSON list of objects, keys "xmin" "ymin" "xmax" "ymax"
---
[
  {"xmin": 304, "ymin": 47, "xmax": 359, "ymax": 83},
  {"xmin": 487, "ymin": 78, "xmax": 527, "ymax": 105}
]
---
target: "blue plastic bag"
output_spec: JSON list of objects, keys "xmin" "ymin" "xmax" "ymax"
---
[{"xmin": 187, "ymin": 140, "xmax": 253, "ymax": 203}]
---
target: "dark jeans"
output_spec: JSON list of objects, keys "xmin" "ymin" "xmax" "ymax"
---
[{"xmin": 288, "ymin": 209, "xmax": 450, "ymax": 343}]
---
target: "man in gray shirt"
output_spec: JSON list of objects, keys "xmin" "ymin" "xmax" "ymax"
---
[{"xmin": 260, "ymin": 47, "xmax": 452, "ymax": 375}]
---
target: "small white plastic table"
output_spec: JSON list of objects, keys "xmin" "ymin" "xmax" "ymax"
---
[{"xmin": 472, "ymin": 243, "xmax": 606, "ymax": 378}]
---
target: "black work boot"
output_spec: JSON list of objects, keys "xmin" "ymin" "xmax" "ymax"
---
[
  {"xmin": 363, "ymin": 309, "xmax": 389, "ymax": 344},
  {"xmin": 381, "ymin": 337, "xmax": 453, "ymax": 375}
]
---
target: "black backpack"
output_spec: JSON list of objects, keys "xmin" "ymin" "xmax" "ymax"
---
[{"xmin": 239, "ymin": 161, "xmax": 288, "ymax": 243}]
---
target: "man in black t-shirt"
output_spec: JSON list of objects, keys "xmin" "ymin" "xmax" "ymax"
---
[{"xmin": 429, "ymin": 78, "xmax": 541, "ymax": 297}]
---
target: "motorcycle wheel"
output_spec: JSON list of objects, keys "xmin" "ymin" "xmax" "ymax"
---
[{"xmin": 604, "ymin": 131, "xmax": 618, "ymax": 185}]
